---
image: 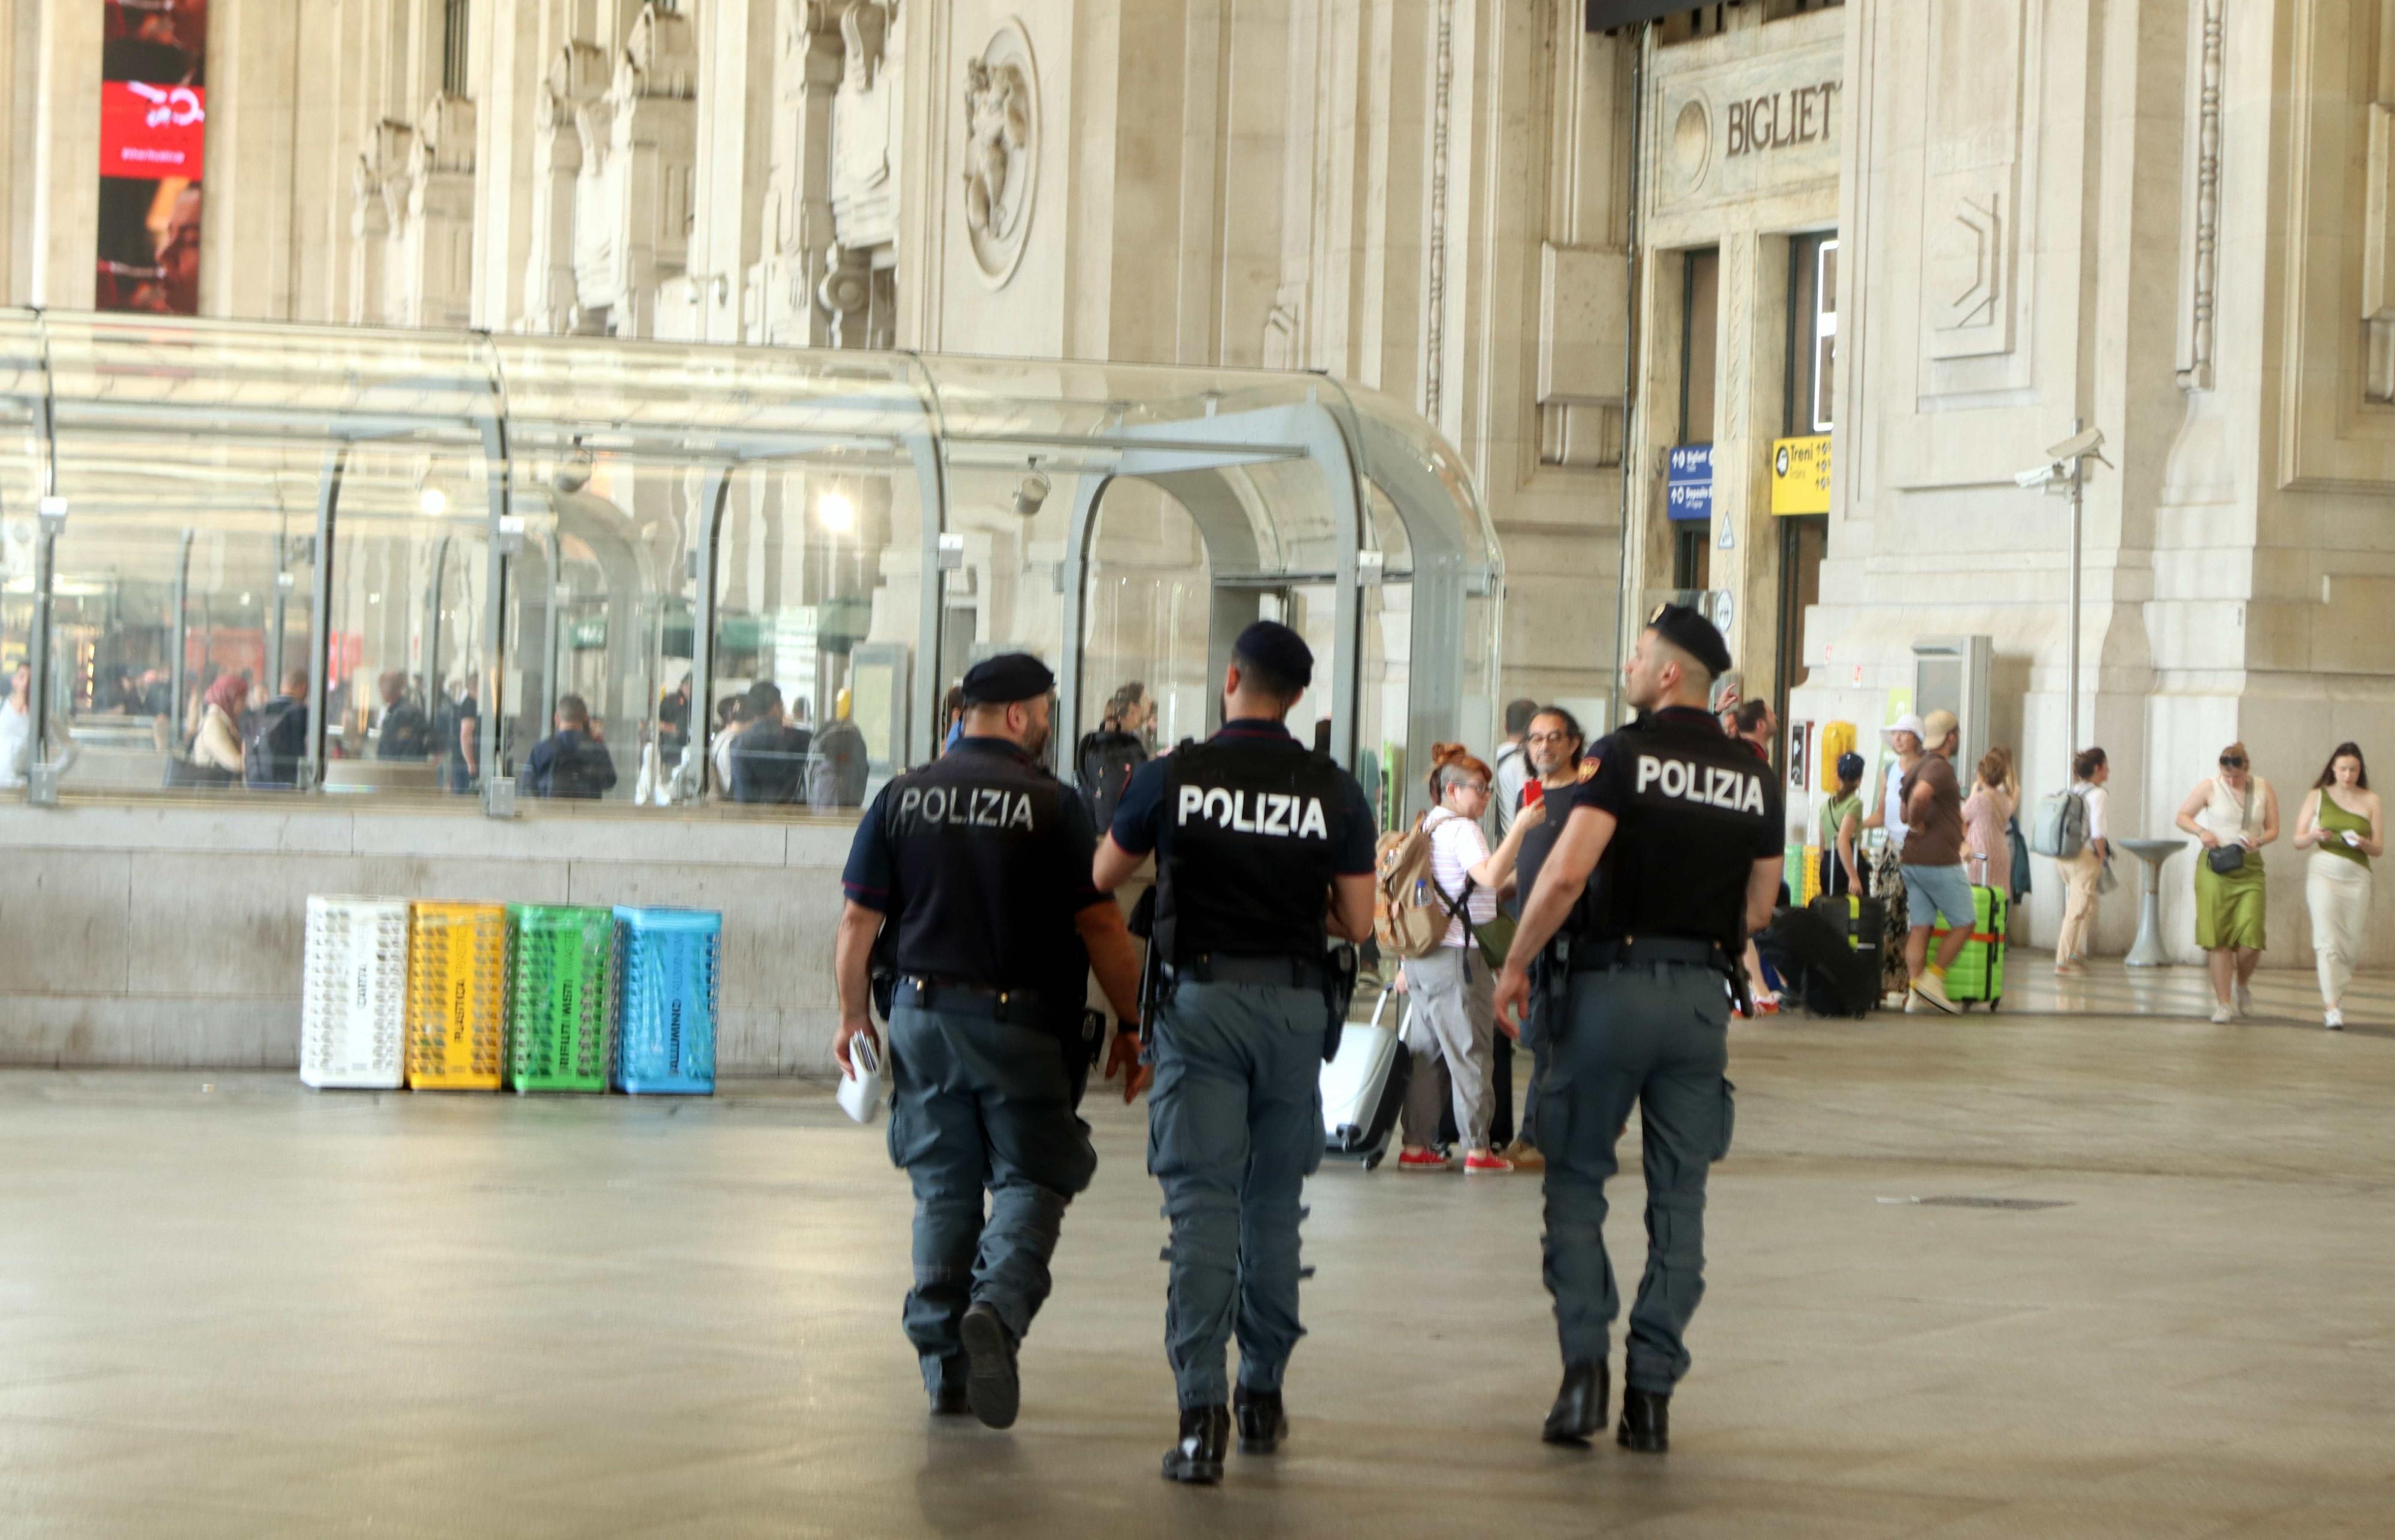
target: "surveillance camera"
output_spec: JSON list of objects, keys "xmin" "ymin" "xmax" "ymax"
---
[
  {"xmin": 2014, "ymin": 463, "xmax": 2059, "ymax": 489},
  {"xmin": 550, "ymin": 448, "xmax": 593, "ymax": 494},
  {"xmin": 2047, "ymin": 426, "xmax": 2105, "ymax": 461},
  {"xmin": 1013, "ymin": 471, "xmax": 1051, "ymax": 519}
]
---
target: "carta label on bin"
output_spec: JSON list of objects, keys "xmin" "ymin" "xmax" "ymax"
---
[{"xmin": 669, "ymin": 999, "xmax": 683, "ymax": 1072}]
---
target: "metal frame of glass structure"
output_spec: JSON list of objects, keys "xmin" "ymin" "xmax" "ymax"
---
[{"xmin": 0, "ymin": 310, "xmax": 1500, "ymax": 823}]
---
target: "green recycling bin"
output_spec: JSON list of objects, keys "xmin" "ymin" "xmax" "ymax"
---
[{"xmin": 507, "ymin": 904, "xmax": 617, "ymax": 1093}]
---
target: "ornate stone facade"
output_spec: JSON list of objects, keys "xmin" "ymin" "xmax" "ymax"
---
[{"xmin": 13, "ymin": 0, "xmax": 2395, "ymax": 969}]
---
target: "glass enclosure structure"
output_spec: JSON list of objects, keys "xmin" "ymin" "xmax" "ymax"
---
[{"xmin": 0, "ymin": 311, "xmax": 1500, "ymax": 826}]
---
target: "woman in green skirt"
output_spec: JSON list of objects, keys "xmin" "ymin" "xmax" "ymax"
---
[{"xmin": 2175, "ymin": 741, "xmax": 2280, "ymax": 1023}]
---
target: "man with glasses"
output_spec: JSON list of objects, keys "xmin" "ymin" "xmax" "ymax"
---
[{"xmin": 1500, "ymin": 706, "xmax": 1587, "ymax": 1169}]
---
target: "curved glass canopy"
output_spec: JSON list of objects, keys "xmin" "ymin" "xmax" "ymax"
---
[{"xmin": 0, "ymin": 310, "xmax": 1499, "ymax": 826}]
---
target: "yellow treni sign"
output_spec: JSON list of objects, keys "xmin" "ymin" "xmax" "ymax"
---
[{"xmin": 1770, "ymin": 434, "xmax": 1833, "ymax": 515}]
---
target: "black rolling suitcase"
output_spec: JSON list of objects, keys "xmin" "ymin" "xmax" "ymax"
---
[{"xmin": 1784, "ymin": 895, "xmax": 1885, "ymax": 1018}]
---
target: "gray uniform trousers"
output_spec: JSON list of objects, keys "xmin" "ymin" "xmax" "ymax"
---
[
  {"xmin": 1536, "ymin": 960, "xmax": 1735, "ymax": 1394},
  {"xmin": 1146, "ymin": 980, "xmax": 1327, "ymax": 1408},
  {"xmin": 886, "ymin": 1004, "xmax": 1097, "ymax": 1392}
]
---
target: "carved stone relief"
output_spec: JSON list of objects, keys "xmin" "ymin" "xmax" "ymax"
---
[
  {"xmin": 572, "ymin": 2, "xmax": 699, "ymax": 337},
  {"xmin": 831, "ymin": 0, "xmax": 899, "ymax": 251},
  {"xmin": 749, "ymin": 1, "xmax": 901, "ymax": 349},
  {"xmin": 347, "ymin": 121, "xmax": 409, "ymax": 326},
  {"xmin": 2366, "ymin": 102, "xmax": 2395, "ymax": 404},
  {"xmin": 2177, "ymin": 0, "xmax": 2224, "ymax": 391},
  {"xmin": 1918, "ymin": 0, "xmax": 2025, "ymax": 369},
  {"xmin": 961, "ymin": 20, "xmax": 1038, "ymax": 287},
  {"xmin": 399, "ymin": 95, "xmax": 479, "ymax": 329},
  {"xmin": 525, "ymin": 41, "xmax": 610, "ymax": 335},
  {"xmin": 348, "ymin": 102, "xmax": 475, "ymax": 330}
]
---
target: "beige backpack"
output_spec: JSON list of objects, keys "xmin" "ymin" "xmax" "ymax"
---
[{"xmin": 1374, "ymin": 814, "xmax": 1465, "ymax": 959}]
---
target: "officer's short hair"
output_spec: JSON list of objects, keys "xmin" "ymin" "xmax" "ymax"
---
[
  {"xmin": 1645, "ymin": 602, "xmax": 1732, "ymax": 683},
  {"xmin": 1504, "ymin": 698, "xmax": 1539, "ymax": 736},
  {"xmin": 745, "ymin": 680, "xmax": 783, "ymax": 716},
  {"xmin": 556, "ymin": 693, "xmax": 590, "ymax": 726},
  {"xmin": 1233, "ymin": 649, "xmax": 1302, "ymax": 705}
]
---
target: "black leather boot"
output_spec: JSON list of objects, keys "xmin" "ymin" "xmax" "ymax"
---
[
  {"xmin": 1541, "ymin": 1362, "xmax": 1609, "ymax": 1445},
  {"xmin": 1233, "ymin": 1387, "xmax": 1287, "ymax": 1454},
  {"xmin": 1617, "ymin": 1386, "xmax": 1670, "ymax": 1453},
  {"xmin": 1161, "ymin": 1405, "xmax": 1229, "ymax": 1484},
  {"xmin": 929, "ymin": 1356, "xmax": 971, "ymax": 1417},
  {"xmin": 959, "ymin": 1303, "xmax": 1020, "ymax": 1430}
]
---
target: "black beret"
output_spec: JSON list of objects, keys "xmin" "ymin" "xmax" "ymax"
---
[
  {"xmin": 1645, "ymin": 602, "xmax": 1733, "ymax": 680},
  {"xmin": 1232, "ymin": 620, "xmax": 1314, "ymax": 688},
  {"xmin": 959, "ymin": 652, "xmax": 1055, "ymax": 706}
]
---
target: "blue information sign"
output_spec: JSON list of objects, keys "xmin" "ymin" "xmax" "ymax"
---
[{"xmin": 1666, "ymin": 443, "xmax": 1713, "ymax": 523}]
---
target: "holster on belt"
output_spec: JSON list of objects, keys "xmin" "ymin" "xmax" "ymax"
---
[
  {"xmin": 1321, "ymin": 942, "xmax": 1359, "ymax": 1062},
  {"xmin": 1564, "ymin": 935, "xmax": 1750, "ymax": 1016}
]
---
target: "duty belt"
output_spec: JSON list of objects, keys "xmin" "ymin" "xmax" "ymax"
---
[
  {"xmin": 1165, "ymin": 953, "xmax": 1329, "ymax": 992},
  {"xmin": 1566, "ymin": 936, "xmax": 1730, "ymax": 974},
  {"xmin": 894, "ymin": 976, "xmax": 1056, "ymax": 1027}
]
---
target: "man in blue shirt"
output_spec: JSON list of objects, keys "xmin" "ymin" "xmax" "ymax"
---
[{"xmin": 1093, "ymin": 620, "xmax": 1377, "ymax": 1484}]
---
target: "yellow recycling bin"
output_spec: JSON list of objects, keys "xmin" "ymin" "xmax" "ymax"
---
[{"xmin": 407, "ymin": 901, "xmax": 507, "ymax": 1090}]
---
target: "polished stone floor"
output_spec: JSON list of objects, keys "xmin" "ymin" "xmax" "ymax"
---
[{"xmin": 3, "ymin": 989, "xmax": 2392, "ymax": 1537}]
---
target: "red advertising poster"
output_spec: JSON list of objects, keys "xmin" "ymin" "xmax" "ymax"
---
[{"xmin": 96, "ymin": 1, "xmax": 209, "ymax": 316}]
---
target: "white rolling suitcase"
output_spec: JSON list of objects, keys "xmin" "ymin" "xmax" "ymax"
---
[
  {"xmin": 299, "ymin": 896, "xmax": 410, "ymax": 1090},
  {"xmin": 1320, "ymin": 986, "xmax": 1412, "ymax": 1169}
]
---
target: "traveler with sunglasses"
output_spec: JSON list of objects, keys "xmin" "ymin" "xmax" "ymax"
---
[{"xmin": 2174, "ymin": 742, "xmax": 2279, "ymax": 1023}]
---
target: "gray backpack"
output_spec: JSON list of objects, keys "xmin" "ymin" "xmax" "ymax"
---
[{"xmin": 2030, "ymin": 787, "xmax": 2087, "ymax": 859}]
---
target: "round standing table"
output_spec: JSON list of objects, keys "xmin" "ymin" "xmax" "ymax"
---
[{"xmin": 2118, "ymin": 837, "xmax": 2186, "ymax": 967}]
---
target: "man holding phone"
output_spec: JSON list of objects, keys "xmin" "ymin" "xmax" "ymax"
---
[{"xmin": 1499, "ymin": 707, "xmax": 1587, "ymax": 1168}]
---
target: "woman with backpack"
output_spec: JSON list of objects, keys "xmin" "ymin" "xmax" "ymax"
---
[
  {"xmin": 2053, "ymin": 748, "xmax": 2111, "ymax": 975},
  {"xmin": 1074, "ymin": 681, "xmax": 1151, "ymax": 829},
  {"xmin": 1394, "ymin": 743, "xmax": 1543, "ymax": 1174}
]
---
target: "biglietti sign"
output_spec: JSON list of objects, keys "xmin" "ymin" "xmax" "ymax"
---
[{"xmin": 1650, "ymin": 35, "xmax": 1845, "ymax": 217}]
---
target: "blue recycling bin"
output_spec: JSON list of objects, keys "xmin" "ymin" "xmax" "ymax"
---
[{"xmin": 613, "ymin": 906, "xmax": 721, "ymax": 1095}]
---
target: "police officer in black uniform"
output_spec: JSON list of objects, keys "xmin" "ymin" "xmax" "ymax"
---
[
  {"xmin": 1091, "ymin": 621, "xmax": 1377, "ymax": 1486},
  {"xmin": 1493, "ymin": 605, "xmax": 1782, "ymax": 1455},
  {"xmin": 834, "ymin": 653, "xmax": 1144, "ymax": 1430}
]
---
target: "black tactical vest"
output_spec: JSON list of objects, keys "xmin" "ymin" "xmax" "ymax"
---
[{"xmin": 1154, "ymin": 737, "xmax": 1347, "ymax": 964}]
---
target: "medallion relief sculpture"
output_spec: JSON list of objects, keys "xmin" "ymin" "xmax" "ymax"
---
[{"xmin": 961, "ymin": 21, "xmax": 1038, "ymax": 286}]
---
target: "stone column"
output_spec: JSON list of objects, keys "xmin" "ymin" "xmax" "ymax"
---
[
  {"xmin": 27, "ymin": 0, "xmax": 102, "ymax": 310},
  {"xmin": 1711, "ymin": 229, "xmax": 1790, "ymax": 699},
  {"xmin": 0, "ymin": 2, "xmax": 22, "ymax": 304},
  {"xmin": 474, "ymin": 0, "xmax": 547, "ymax": 330},
  {"xmin": 399, "ymin": 95, "xmax": 479, "ymax": 329},
  {"xmin": 201, "ymin": 0, "xmax": 307, "ymax": 320},
  {"xmin": 750, "ymin": 0, "xmax": 843, "ymax": 348}
]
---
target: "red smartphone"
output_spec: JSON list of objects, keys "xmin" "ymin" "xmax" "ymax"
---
[{"xmin": 1523, "ymin": 779, "xmax": 1545, "ymax": 808}]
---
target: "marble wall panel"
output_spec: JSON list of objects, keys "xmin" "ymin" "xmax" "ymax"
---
[{"xmin": 0, "ymin": 850, "xmax": 133, "ymax": 996}]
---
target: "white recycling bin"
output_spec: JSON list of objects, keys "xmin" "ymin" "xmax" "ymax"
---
[{"xmin": 299, "ymin": 895, "xmax": 410, "ymax": 1089}]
